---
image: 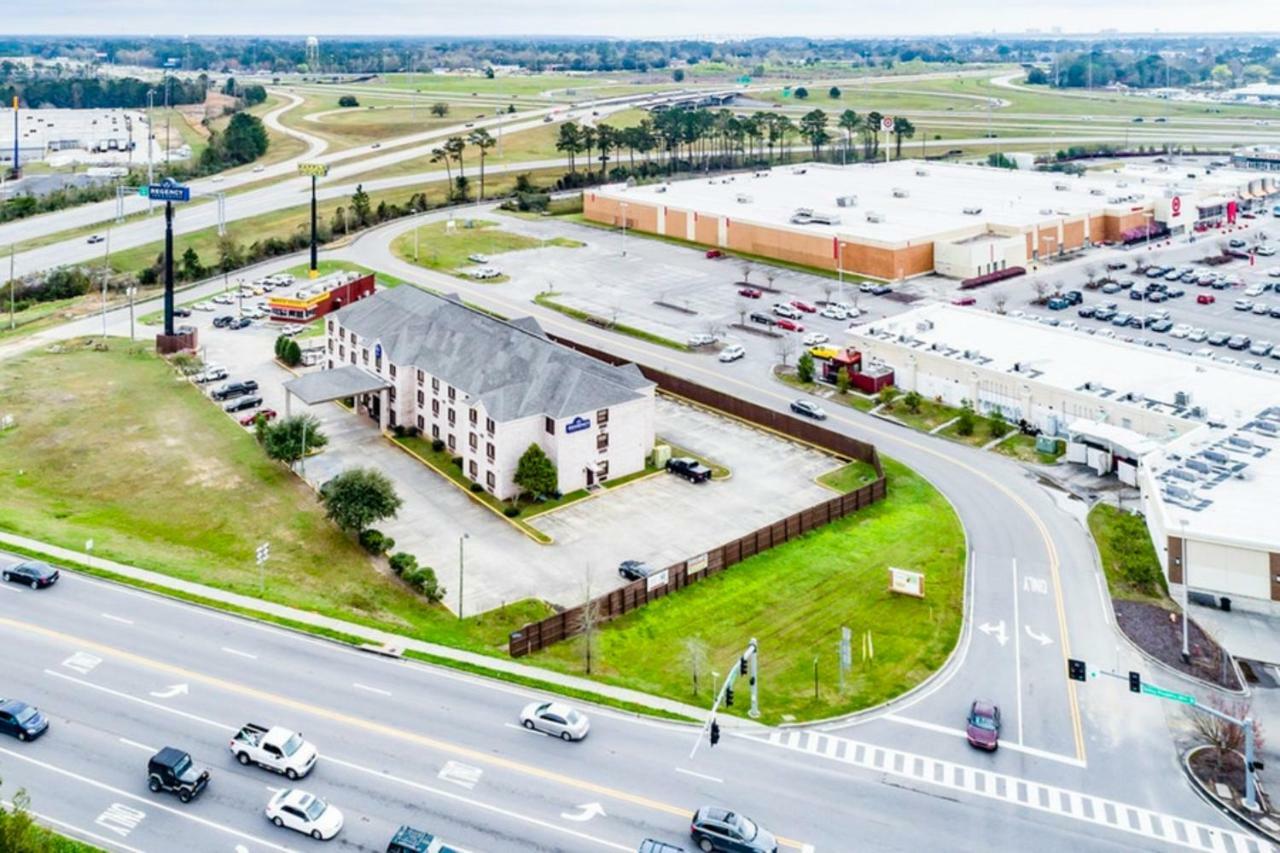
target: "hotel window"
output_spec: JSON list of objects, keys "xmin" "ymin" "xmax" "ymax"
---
[
  {"xmin": 545, "ymin": 417, "xmax": 555, "ymax": 434},
  {"xmin": 448, "ymin": 387, "xmax": 456, "ymax": 402},
  {"xmin": 486, "ymin": 442, "xmax": 495, "ymax": 461},
  {"xmin": 486, "ymin": 472, "xmax": 496, "ymax": 489},
  {"xmin": 417, "ymin": 415, "xmax": 424, "ymax": 430},
  {"xmin": 448, "ymin": 434, "xmax": 456, "ymax": 450},
  {"xmin": 486, "ymin": 417, "xmax": 495, "ymax": 435},
  {"xmin": 339, "ymin": 345, "xmax": 345, "ymax": 358},
  {"xmin": 597, "ymin": 432, "xmax": 609, "ymax": 452},
  {"xmin": 597, "ymin": 408, "xmax": 609, "ymax": 426},
  {"xmin": 389, "ymin": 364, "xmax": 396, "ymax": 379},
  {"xmin": 432, "ymin": 377, "xmax": 440, "ymax": 393},
  {"xmin": 469, "ymin": 433, "xmax": 478, "ymax": 451},
  {"xmin": 469, "ymin": 409, "xmax": 478, "ymax": 426},
  {"xmin": 327, "ymin": 340, "xmax": 334, "ymax": 352},
  {"xmin": 432, "ymin": 424, "xmax": 440, "ymax": 439},
  {"xmin": 361, "ymin": 348, "xmax": 369, "ymax": 365},
  {"xmin": 431, "ymin": 400, "xmax": 440, "ymax": 416},
  {"xmin": 448, "ymin": 409, "xmax": 456, "ymax": 426},
  {"xmin": 350, "ymin": 352, "xmax": 356, "ymax": 365},
  {"xmin": 375, "ymin": 351, "xmax": 382, "ymax": 371},
  {"xmin": 468, "ymin": 460, "xmax": 477, "ymax": 479},
  {"xmin": 597, "ymin": 460, "xmax": 609, "ymax": 479},
  {"xmin": 417, "ymin": 390, "xmax": 425, "ymax": 406},
  {"xmin": 327, "ymin": 319, "xmax": 334, "ymax": 334},
  {"xmin": 389, "ymin": 388, "xmax": 396, "ymax": 403},
  {"xmin": 417, "ymin": 370, "xmax": 424, "ymax": 386}
]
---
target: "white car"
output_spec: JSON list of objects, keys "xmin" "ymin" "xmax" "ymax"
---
[
  {"xmin": 265, "ymin": 789, "xmax": 343, "ymax": 840},
  {"xmin": 471, "ymin": 267, "xmax": 501, "ymax": 280},
  {"xmin": 1234, "ymin": 299, "xmax": 1253, "ymax": 311},
  {"xmin": 718, "ymin": 344, "xmax": 746, "ymax": 363},
  {"xmin": 1187, "ymin": 328, "xmax": 1208, "ymax": 342},
  {"xmin": 1258, "ymin": 245, "xmax": 1276, "ymax": 256},
  {"xmin": 253, "ymin": 164, "xmax": 265, "ymax": 173},
  {"xmin": 1193, "ymin": 348, "xmax": 1214, "ymax": 359},
  {"xmin": 210, "ymin": 175, "xmax": 224, "ymax": 183},
  {"xmin": 818, "ymin": 306, "xmax": 847, "ymax": 321},
  {"xmin": 212, "ymin": 294, "xmax": 234, "ymax": 305},
  {"xmin": 802, "ymin": 332, "xmax": 829, "ymax": 346},
  {"xmin": 269, "ymin": 273, "xmax": 296, "ymax": 286},
  {"xmin": 467, "ymin": 253, "xmax": 490, "ymax": 263},
  {"xmin": 1246, "ymin": 284, "xmax": 1266, "ymax": 297},
  {"xmin": 1268, "ymin": 267, "xmax": 1280, "ymax": 278},
  {"xmin": 687, "ymin": 333, "xmax": 717, "ymax": 347},
  {"xmin": 1169, "ymin": 323, "xmax": 1192, "ymax": 339},
  {"xmin": 519, "ymin": 701, "xmax": 590, "ymax": 741},
  {"xmin": 193, "ymin": 301, "xmax": 214, "ymax": 312},
  {"xmin": 1255, "ymin": 303, "xmax": 1271, "ymax": 315},
  {"xmin": 772, "ymin": 303, "xmax": 801, "ymax": 319},
  {"xmin": 831, "ymin": 302, "xmax": 856, "ymax": 315}
]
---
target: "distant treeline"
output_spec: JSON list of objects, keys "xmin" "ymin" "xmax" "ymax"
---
[{"xmin": 0, "ymin": 75, "xmax": 206, "ymax": 109}]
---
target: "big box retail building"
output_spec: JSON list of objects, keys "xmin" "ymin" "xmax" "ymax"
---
[{"xmin": 584, "ymin": 160, "xmax": 1276, "ymax": 281}]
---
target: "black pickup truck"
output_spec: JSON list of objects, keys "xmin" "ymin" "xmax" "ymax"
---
[{"xmin": 666, "ymin": 457, "xmax": 712, "ymax": 483}]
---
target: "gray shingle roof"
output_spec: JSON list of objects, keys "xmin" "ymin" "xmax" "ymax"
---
[{"xmin": 333, "ymin": 286, "xmax": 653, "ymax": 421}]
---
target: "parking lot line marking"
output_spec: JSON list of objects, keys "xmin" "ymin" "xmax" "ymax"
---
[
  {"xmin": 505, "ymin": 722, "xmax": 548, "ymax": 736},
  {"xmin": 100, "ymin": 613, "xmax": 134, "ymax": 625},
  {"xmin": 0, "ymin": 745, "xmax": 298, "ymax": 853},
  {"xmin": 220, "ymin": 647, "xmax": 258, "ymax": 660},
  {"xmin": 116, "ymin": 737, "xmax": 156, "ymax": 753},
  {"xmin": 18, "ymin": 618, "xmax": 813, "ymax": 850},
  {"xmin": 352, "ymin": 682, "xmax": 391, "ymax": 697},
  {"xmin": 674, "ymin": 767, "xmax": 723, "ymax": 783}
]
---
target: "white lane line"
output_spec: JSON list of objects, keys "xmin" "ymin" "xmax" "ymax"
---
[
  {"xmin": 1095, "ymin": 572, "xmax": 1112, "ymax": 628},
  {"xmin": 352, "ymin": 682, "xmax": 392, "ymax": 697},
  {"xmin": 0, "ymin": 746, "xmax": 299, "ymax": 852},
  {"xmin": 221, "ymin": 647, "xmax": 258, "ymax": 660},
  {"xmin": 882, "ymin": 714, "xmax": 1086, "ymax": 768},
  {"xmin": 100, "ymin": 613, "xmax": 134, "ymax": 625},
  {"xmin": 323, "ymin": 754, "xmax": 628, "ymax": 851},
  {"xmin": 1011, "ymin": 557, "xmax": 1024, "ymax": 747},
  {"xmin": 117, "ymin": 737, "xmax": 156, "ymax": 753},
  {"xmin": 3, "ymin": 798, "xmax": 146, "ymax": 853},
  {"xmin": 674, "ymin": 767, "xmax": 723, "ymax": 784},
  {"xmin": 504, "ymin": 722, "xmax": 548, "ymax": 737},
  {"xmin": 45, "ymin": 670, "xmax": 234, "ymax": 733}
]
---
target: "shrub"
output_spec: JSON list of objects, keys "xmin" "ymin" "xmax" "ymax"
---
[
  {"xmin": 403, "ymin": 565, "xmax": 445, "ymax": 603},
  {"xmin": 431, "ymin": 438, "xmax": 445, "ymax": 452},
  {"xmin": 876, "ymin": 385, "xmax": 899, "ymax": 409},
  {"xmin": 358, "ymin": 528, "xmax": 393, "ymax": 554},
  {"xmin": 451, "ymin": 456, "xmax": 463, "ymax": 468},
  {"xmin": 503, "ymin": 506, "xmax": 520, "ymax": 517},
  {"xmin": 903, "ymin": 390, "xmax": 923, "ymax": 414},
  {"xmin": 956, "ymin": 406, "xmax": 976, "ymax": 436},
  {"xmin": 989, "ymin": 410, "xmax": 1011, "ymax": 439},
  {"xmin": 338, "ymin": 95, "xmax": 359, "ymax": 107},
  {"xmin": 388, "ymin": 552, "xmax": 418, "ymax": 576},
  {"xmin": 469, "ymin": 482, "xmax": 484, "ymax": 493},
  {"xmin": 796, "ymin": 351, "xmax": 815, "ymax": 383}
]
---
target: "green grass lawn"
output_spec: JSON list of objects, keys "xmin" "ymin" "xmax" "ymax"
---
[
  {"xmin": 532, "ymin": 292, "xmax": 689, "ymax": 352},
  {"xmin": 390, "ymin": 219, "xmax": 582, "ymax": 279},
  {"xmin": 817, "ymin": 460, "xmax": 880, "ymax": 492},
  {"xmin": 1087, "ymin": 503, "xmax": 1171, "ymax": 605},
  {"xmin": 880, "ymin": 397, "xmax": 961, "ymax": 433},
  {"xmin": 937, "ymin": 415, "xmax": 1001, "ymax": 447},
  {"xmin": 0, "ymin": 340, "xmax": 550, "ymax": 653},
  {"xmin": 526, "ymin": 457, "xmax": 964, "ymax": 723},
  {"xmin": 370, "ymin": 72, "xmax": 608, "ymax": 98},
  {"xmin": 992, "ymin": 433, "xmax": 1065, "ymax": 465},
  {"xmin": 772, "ymin": 369, "xmax": 876, "ymax": 413}
]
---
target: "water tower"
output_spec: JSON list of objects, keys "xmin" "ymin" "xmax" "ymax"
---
[{"xmin": 305, "ymin": 37, "xmax": 320, "ymax": 71}]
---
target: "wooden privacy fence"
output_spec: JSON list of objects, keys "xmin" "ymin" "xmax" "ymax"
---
[{"xmin": 508, "ymin": 336, "xmax": 888, "ymax": 658}]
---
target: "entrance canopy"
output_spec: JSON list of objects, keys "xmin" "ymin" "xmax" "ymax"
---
[{"xmin": 283, "ymin": 365, "xmax": 391, "ymax": 405}]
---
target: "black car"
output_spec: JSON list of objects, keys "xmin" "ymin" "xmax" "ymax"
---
[
  {"xmin": 147, "ymin": 747, "xmax": 210, "ymax": 803},
  {"xmin": 0, "ymin": 699, "xmax": 49, "ymax": 741},
  {"xmin": 1064, "ymin": 290, "xmax": 1083, "ymax": 305},
  {"xmin": 666, "ymin": 457, "xmax": 712, "ymax": 483},
  {"xmin": 790, "ymin": 399, "xmax": 826, "ymax": 419},
  {"xmin": 2, "ymin": 560, "xmax": 59, "ymax": 589},
  {"xmin": 386, "ymin": 825, "xmax": 461, "ymax": 853},
  {"xmin": 639, "ymin": 841, "xmax": 687, "ymax": 853},
  {"xmin": 211, "ymin": 380, "xmax": 258, "ymax": 401},
  {"xmin": 1128, "ymin": 289, "xmax": 1144, "ymax": 301},
  {"xmin": 213, "ymin": 315, "xmax": 234, "ymax": 328},
  {"xmin": 224, "ymin": 395, "xmax": 263, "ymax": 413},
  {"xmin": 173, "ymin": 307, "xmax": 192, "ymax": 318},
  {"xmin": 748, "ymin": 312, "xmax": 776, "ymax": 326},
  {"xmin": 230, "ymin": 317, "xmax": 252, "ymax": 330},
  {"xmin": 1106, "ymin": 260, "xmax": 1127, "ymax": 271},
  {"xmin": 1207, "ymin": 331, "xmax": 1231, "ymax": 346},
  {"xmin": 690, "ymin": 806, "xmax": 777, "ymax": 853},
  {"xmin": 618, "ymin": 560, "xmax": 655, "ymax": 582}
]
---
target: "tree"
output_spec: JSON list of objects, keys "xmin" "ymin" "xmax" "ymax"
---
[
  {"xmin": 892, "ymin": 116, "xmax": 915, "ymax": 159},
  {"xmin": 179, "ymin": 247, "xmax": 204, "ymax": 281},
  {"xmin": 220, "ymin": 112, "xmax": 269, "ymax": 165},
  {"xmin": 1031, "ymin": 278, "xmax": 1049, "ymax": 304},
  {"xmin": 338, "ymin": 95, "xmax": 359, "ymax": 107},
  {"xmin": 797, "ymin": 351, "xmax": 815, "ymax": 383},
  {"xmin": 876, "ymin": 385, "xmax": 899, "ymax": 409},
  {"xmin": 0, "ymin": 781, "xmax": 40, "ymax": 851},
  {"xmin": 216, "ymin": 234, "xmax": 243, "ymax": 273},
  {"xmin": 774, "ymin": 335, "xmax": 795, "ymax": 367},
  {"xmin": 828, "ymin": 86, "xmax": 841, "ymax": 99},
  {"xmin": 799, "ymin": 109, "xmax": 830, "ymax": 159},
  {"xmin": 989, "ymin": 409, "xmax": 1011, "ymax": 439},
  {"xmin": 794, "ymin": 86, "xmax": 809, "ymax": 99},
  {"xmin": 331, "ymin": 205, "xmax": 348, "ymax": 236},
  {"xmin": 579, "ymin": 566, "xmax": 603, "ymax": 675},
  {"xmin": 321, "ymin": 467, "xmax": 403, "ymax": 532},
  {"xmin": 903, "ymin": 390, "xmax": 923, "ymax": 414},
  {"xmin": 350, "ymin": 184, "xmax": 372, "ymax": 228},
  {"xmin": 956, "ymin": 405, "xmax": 976, "ymax": 436},
  {"xmin": 263, "ymin": 414, "xmax": 326, "ymax": 466},
  {"xmin": 222, "ymin": 77, "xmax": 237, "ymax": 96},
  {"xmin": 514, "ymin": 443, "xmax": 557, "ymax": 499},
  {"xmin": 429, "ymin": 102, "xmax": 449, "ymax": 117},
  {"xmin": 739, "ymin": 261, "xmax": 752, "ymax": 284},
  {"xmin": 672, "ymin": 69, "xmax": 685, "ymax": 82},
  {"xmin": 1185, "ymin": 696, "xmax": 1259, "ymax": 781},
  {"xmin": 445, "ymin": 136, "xmax": 467, "ymax": 199},
  {"xmin": 681, "ymin": 636, "xmax": 710, "ymax": 697},
  {"xmin": 838, "ymin": 109, "xmax": 860, "ymax": 161},
  {"xmin": 242, "ymin": 85, "xmax": 267, "ymax": 106},
  {"xmin": 835, "ymin": 368, "xmax": 851, "ymax": 396},
  {"xmin": 467, "ymin": 128, "xmax": 496, "ymax": 199},
  {"xmin": 1026, "ymin": 68, "xmax": 1049, "ymax": 85},
  {"xmin": 276, "ymin": 336, "xmax": 303, "ymax": 366}
]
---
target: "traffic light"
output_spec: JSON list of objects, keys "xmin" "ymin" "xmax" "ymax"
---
[
  {"xmin": 1068, "ymin": 659, "xmax": 1086, "ymax": 682},
  {"xmin": 740, "ymin": 656, "xmax": 749, "ymax": 676},
  {"xmin": 1129, "ymin": 671, "xmax": 1141, "ymax": 693},
  {"xmin": 710, "ymin": 720, "xmax": 721, "ymax": 747},
  {"xmin": 725, "ymin": 686, "xmax": 735, "ymax": 707}
]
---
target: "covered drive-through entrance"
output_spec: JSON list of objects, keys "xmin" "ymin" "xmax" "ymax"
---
[{"xmin": 282, "ymin": 365, "xmax": 394, "ymax": 431}]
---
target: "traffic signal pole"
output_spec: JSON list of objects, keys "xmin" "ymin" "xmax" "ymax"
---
[{"xmin": 690, "ymin": 639, "xmax": 759, "ymax": 758}]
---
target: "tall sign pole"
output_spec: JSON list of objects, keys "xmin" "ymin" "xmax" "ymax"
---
[
  {"xmin": 298, "ymin": 163, "xmax": 329, "ymax": 279},
  {"xmin": 140, "ymin": 178, "xmax": 191, "ymax": 352}
]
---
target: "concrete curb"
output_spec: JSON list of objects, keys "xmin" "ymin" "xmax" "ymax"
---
[{"xmin": 1181, "ymin": 745, "xmax": 1279, "ymax": 845}]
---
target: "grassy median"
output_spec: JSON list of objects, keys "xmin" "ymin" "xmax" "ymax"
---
[{"xmin": 526, "ymin": 457, "xmax": 964, "ymax": 723}]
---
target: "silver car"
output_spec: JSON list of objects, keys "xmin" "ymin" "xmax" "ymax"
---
[{"xmin": 519, "ymin": 701, "xmax": 590, "ymax": 741}]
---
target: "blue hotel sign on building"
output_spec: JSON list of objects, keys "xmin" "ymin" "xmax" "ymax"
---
[{"xmin": 564, "ymin": 416, "xmax": 591, "ymax": 434}]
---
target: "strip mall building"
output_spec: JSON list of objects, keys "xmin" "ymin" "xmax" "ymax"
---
[{"xmin": 584, "ymin": 160, "xmax": 1276, "ymax": 280}]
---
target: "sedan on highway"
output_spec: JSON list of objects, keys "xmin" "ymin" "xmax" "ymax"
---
[
  {"xmin": 87, "ymin": 234, "xmax": 105, "ymax": 244},
  {"xmin": 0, "ymin": 699, "xmax": 49, "ymax": 741},
  {"xmin": 790, "ymin": 399, "xmax": 826, "ymax": 420},
  {"xmin": 690, "ymin": 806, "xmax": 777, "ymax": 853},
  {"xmin": 519, "ymin": 701, "xmax": 590, "ymax": 741},
  {"xmin": 265, "ymin": 789, "xmax": 344, "ymax": 841},
  {"xmin": 966, "ymin": 700, "xmax": 1001, "ymax": 751},
  {"xmin": 2, "ymin": 560, "xmax": 59, "ymax": 590},
  {"xmin": 718, "ymin": 345, "xmax": 746, "ymax": 363}
]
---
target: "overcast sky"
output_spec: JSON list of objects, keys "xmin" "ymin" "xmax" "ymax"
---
[{"xmin": 16, "ymin": 1, "xmax": 1280, "ymax": 38}]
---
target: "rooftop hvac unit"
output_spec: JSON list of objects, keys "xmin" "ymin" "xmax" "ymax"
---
[
  {"xmin": 1116, "ymin": 181, "xmax": 1128, "ymax": 188},
  {"xmin": 1228, "ymin": 435, "xmax": 1253, "ymax": 449},
  {"xmin": 1174, "ymin": 390, "xmax": 1191, "ymax": 407},
  {"xmin": 1257, "ymin": 420, "xmax": 1279, "ymax": 435},
  {"xmin": 865, "ymin": 211, "xmax": 885, "ymax": 223},
  {"xmin": 736, "ymin": 194, "xmax": 753, "ymax": 204},
  {"xmin": 655, "ymin": 186, "xmax": 668, "ymax": 193},
  {"xmin": 1203, "ymin": 449, "xmax": 1229, "ymax": 465},
  {"xmin": 836, "ymin": 195, "xmax": 858, "ymax": 207},
  {"xmin": 793, "ymin": 168, "xmax": 808, "ymax": 175},
  {"xmin": 1187, "ymin": 458, "xmax": 1211, "ymax": 473},
  {"xmin": 809, "ymin": 211, "xmax": 841, "ymax": 225},
  {"xmin": 962, "ymin": 206, "xmax": 983, "ymax": 215},
  {"xmin": 915, "ymin": 168, "xmax": 929, "ymax": 177},
  {"xmin": 1039, "ymin": 208, "xmax": 1053, "ymax": 215},
  {"xmin": 892, "ymin": 187, "xmax": 910, "ymax": 198},
  {"xmin": 916, "ymin": 320, "xmax": 934, "ymax": 332},
  {"xmin": 1190, "ymin": 406, "xmax": 1205, "ymax": 419},
  {"xmin": 1054, "ymin": 183, "xmax": 1069, "ymax": 191}
]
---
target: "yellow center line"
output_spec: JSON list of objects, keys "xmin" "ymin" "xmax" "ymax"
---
[
  {"xmin": 2, "ymin": 617, "xmax": 809, "ymax": 850},
  {"xmin": 429, "ymin": 272, "xmax": 1087, "ymax": 763}
]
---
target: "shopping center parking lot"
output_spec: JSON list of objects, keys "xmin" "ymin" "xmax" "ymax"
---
[{"xmin": 179, "ymin": 305, "xmax": 845, "ymax": 612}]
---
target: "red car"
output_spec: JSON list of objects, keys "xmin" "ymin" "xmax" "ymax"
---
[
  {"xmin": 966, "ymin": 700, "xmax": 1001, "ymax": 751},
  {"xmin": 951, "ymin": 295, "xmax": 977, "ymax": 306},
  {"xmin": 790, "ymin": 300, "xmax": 816, "ymax": 313},
  {"xmin": 705, "ymin": 249, "xmax": 724, "ymax": 259},
  {"xmin": 776, "ymin": 318, "xmax": 805, "ymax": 332},
  {"xmin": 738, "ymin": 287, "xmax": 762, "ymax": 299},
  {"xmin": 240, "ymin": 409, "xmax": 278, "ymax": 427},
  {"xmin": 1197, "ymin": 294, "xmax": 1216, "ymax": 305}
]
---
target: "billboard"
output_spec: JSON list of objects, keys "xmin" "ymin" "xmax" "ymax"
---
[{"xmin": 297, "ymin": 162, "xmax": 330, "ymax": 178}]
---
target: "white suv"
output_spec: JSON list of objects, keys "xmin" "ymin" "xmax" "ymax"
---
[
  {"xmin": 718, "ymin": 344, "xmax": 746, "ymax": 363},
  {"xmin": 772, "ymin": 303, "xmax": 801, "ymax": 319}
]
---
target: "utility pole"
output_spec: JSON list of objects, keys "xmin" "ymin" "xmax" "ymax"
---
[
  {"xmin": 100, "ymin": 227, "xmax": 110, "ymax": 343},
  {"xmin": 127, "ymin": 285, "xmax": 137, "ymax": 340},
  {"xmin": 1180, "ymin": 518, "xmax": 1191, "ymax": 664},
  {"xmin": 146, "ymin": 89, "xmax": 155, "ymax": 214},
  {"xmin": 164, "ymin": 77, "xmax": 171, "ymax": 168},
  {"xmin": 457, "ymin": 533, "xmax": 469, "ymax": 619},
  {"xmin": 7, "ymin": 243, "xmax": 14, "ymax": 331}
]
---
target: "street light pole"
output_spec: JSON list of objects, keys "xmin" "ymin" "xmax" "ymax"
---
[
  {"xmin": 146, "ymin": 89, "xmax": 155, "ymax": 214},
  {"xmin": 457, "ymin": 533, "xmax": 469, "ymax": 620},
  {"xmin": 100, "ymin": 226, "xmax": 111, "ymax": 342},
  {"xmin": 127, "ymin": 286, "xmax": 136, "ymax": 340},
  {"xmin": 1180, "ymin": 518, "xmax": 1191, "ymax": 664},
  {"xmin": 620, "ymin": 202, "xmax": 628, "ymax": 256},
  {"xmin": 8, "ymin": 243, "xmax": 14, "ymax": 331}
]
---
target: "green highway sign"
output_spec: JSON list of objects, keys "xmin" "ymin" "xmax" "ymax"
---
[{"xmin": 1142, "ymin": 684, "xmax": 1195, "ymax": 705}]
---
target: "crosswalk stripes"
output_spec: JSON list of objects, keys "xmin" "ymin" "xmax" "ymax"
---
[{"xmin": 747, "ymin": 729, "xmax": 1270, "ymax": 853}]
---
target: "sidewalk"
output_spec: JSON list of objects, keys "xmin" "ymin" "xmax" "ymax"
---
[{"xmin": 0, "ymin": 531, "xmax": 731, "ymax": 726}]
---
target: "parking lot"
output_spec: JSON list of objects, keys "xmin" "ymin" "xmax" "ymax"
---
[{"xmin": 178, "ymin": 302, "xmax": 845, "ymax": 613}]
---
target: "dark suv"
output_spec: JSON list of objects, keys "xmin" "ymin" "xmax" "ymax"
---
[
  {"xmin": 386, "ymin": 825, "xmax": 460, "ymax": 853},
  {"xmin": 667, "ymin": 457, "xmax": 712, "ymax": 483},
  {"xmin": 618, "ymin": 560, "xmax": 655, "ymax": 581},
  {"xmin": 147, "ymin": 747, "xmax": 210, "ymax": 803},
  {"xmin": 211, "ymin": 380, "xmax": 259, "ymax": 401},
  {"xmin": 690, "ymin": 806, "xmax": 777, "ymax": 853},
  {"xmin": 748, "ymin": 312, "xmax": 777, "ymax": 327}
]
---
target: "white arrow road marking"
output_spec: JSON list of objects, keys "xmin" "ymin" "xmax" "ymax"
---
[
  {"xmin": 148, "ymin": 683, "xmax": 189, "ymax": 699},
  {"xmin": 437, "ymin": 761, "xmax": 484, "ymax": 790},
  {"xmin": 560, "ymin": 802, "xmax": 606, "ymax": 823},
  {"xmin": 62, "ymin": 651, "xmax": 102, "ymax": 675},
  {"xmin": 977, "ymin": 620, "xmax": 1008, "ymax": 646},
  {"xmin": 1025, "ymin": 625, "xmax": 1053, "ymax": 646}
]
